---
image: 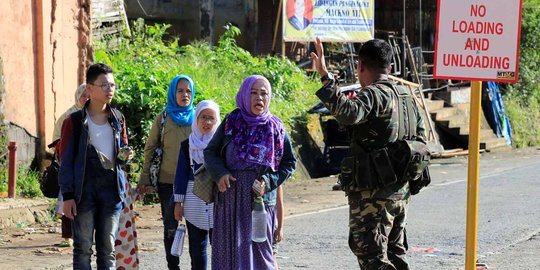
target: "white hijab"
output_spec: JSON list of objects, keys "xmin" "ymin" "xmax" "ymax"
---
[{"xmin": 189, "ymin": 100, "xmax": 221, "ymax": 165}]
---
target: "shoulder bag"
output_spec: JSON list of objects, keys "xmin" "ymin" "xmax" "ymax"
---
[
  {"xmin": 149, "ymin": 111, "xmax": 167, "ymax": 189},
  {"xmin": 192, "ymin": 165, "xmax": 214, "ymax": 203}
]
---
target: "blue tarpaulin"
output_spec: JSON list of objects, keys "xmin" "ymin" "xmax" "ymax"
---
[{"xmin": 482, "ymin": 82, "xmax": 512, "ymax": 145}]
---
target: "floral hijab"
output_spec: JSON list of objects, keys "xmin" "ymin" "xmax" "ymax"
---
[{"xmin": 224, "ymin": 75, "xmax": 285, "ymax": 171}]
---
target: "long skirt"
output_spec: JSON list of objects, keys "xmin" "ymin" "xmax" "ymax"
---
[{"xmin": 211, "ymin": 169, "xmax": 275, "ymax": 270}]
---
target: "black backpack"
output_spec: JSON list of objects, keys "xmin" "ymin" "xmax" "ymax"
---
[
  {"xmin": 39, "ymin": 111, "xmax": 83, "ymax": 199},
  {"xmin": 40, "ymin": 142, "xmax": 60, "ymax": 198}
]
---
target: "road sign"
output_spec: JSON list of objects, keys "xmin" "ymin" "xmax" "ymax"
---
[
  {"xmin": 434, "ymin": 1, "xmax": 522, "ymax": 270},
  {"xmin": 434, "ymin": 0, "xmax": 523, "ymax": 82}
]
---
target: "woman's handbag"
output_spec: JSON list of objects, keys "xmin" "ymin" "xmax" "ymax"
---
[
  {"xmin": 40, "ymin": 140, "xmax": 61, "ymax": 199},
  {"xmin": 40, "ymin": 157, "xmax": 60, "ymax": 198},
  {"xmin": 192, "ymin": 165, "xmax": 214, "ymax": 203},
  {"xmin": 149, "ymin": 112, "xmax": 167, "ymax": 189},
  {"xmin": 170, "ymin": 223, "xmax": 186, "ymax": 257}
]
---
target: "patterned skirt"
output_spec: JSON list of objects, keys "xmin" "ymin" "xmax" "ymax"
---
[{"xmin": 115, "ymin": 186, "xmax": 140, "ymax": 270}]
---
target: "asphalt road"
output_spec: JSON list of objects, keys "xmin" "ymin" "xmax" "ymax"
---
[{"xmin": 137, "ymin": 152, "xmax": 540, "ymax": 269}]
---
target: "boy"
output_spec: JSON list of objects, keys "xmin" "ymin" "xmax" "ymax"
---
[{"xmin": 58, "ymin": 63, "xmax": 132, "ymax": 269}]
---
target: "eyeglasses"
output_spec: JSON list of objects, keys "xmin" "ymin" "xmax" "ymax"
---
[
  {"xmin": 89, "ymin": 82, "xmax": 116, "ymax": 92},
  {"xmin": 199, "ymin": 115, "xmax": 217, "ymax": 123}
]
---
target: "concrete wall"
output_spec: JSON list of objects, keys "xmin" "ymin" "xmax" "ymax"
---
[
  {"xmin": 43, "ymin": 0, "xmax": 85, "ymax": 147},
  {"xmin": 125, "ymin": 0, "xmax": 255, "ymax": 49},
  {"xmin": 125, "ymin": 0, "xmax": 200, "ymax": 42},
  {"xmin": 1, "ymin": 1, "xmax": 38, "ymax": 137},
  {"xmin": 214, "ymin": 0, "xmax": 250, "ymax": 49},
  {"xmin": 0, "ymin": 0, "xmax": 90, "ymax": 164}
]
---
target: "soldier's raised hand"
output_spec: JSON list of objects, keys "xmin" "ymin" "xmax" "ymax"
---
[{"xmin": 310, "ymin": 37, "xmax": 329, "ymax": 78}]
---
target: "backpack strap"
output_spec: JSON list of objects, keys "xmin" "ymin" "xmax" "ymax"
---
[
  {"xmin": 111, "ymin": 108, "xmax": 124, "ymax": 129},
  {"xmin": 378, "ymin": 81, "xmax": 418, "ymax": 141},
  {"xmin": 408, "ymin": 94, "xmax": 418, "ymax": 138},
  {"xmin": 48, "ymin": 139, "xmax": 60, "ymax": 149},
  {"xmin": 70, "ymin": 110, "xmax": 83, "ymax": 161},
  {"xmin": 158, "ymin": 111, "xmax": 167, "ymax": 149},
  {"xmin": 401, "ymin": 85, "xmax": 419, "ymax": 140}
]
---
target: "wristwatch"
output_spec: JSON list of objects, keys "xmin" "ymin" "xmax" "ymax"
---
[{"xmin": 320, "ymin": 72, "xmax": 335, "ymax": 83}]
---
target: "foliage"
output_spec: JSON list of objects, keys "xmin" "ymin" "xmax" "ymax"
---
[
  {"xmin": 0, "ymin": 173, "xmax": 5, "ymax": 193},
  {"xmin": 506, "ymin": 0, "xmax": 540, "ymax": 103},
  {"xmin": 95, "ymin": 19, "xmax": 320, "ymax": 173},
  {"xmin": 0, "ymin": 132, "xmax": 6, "ymax": 193},
  {"xmin": 503, "ymin": 0, "xmax": 540, "ymax": 147},
  {"xmin": 48, "ymin": 199, "xmax": 60, "ymax": 221},
  {"xmin": 0, "ymin": 137, "xmax": 43, "ymax": 195},
  {"xmin": 504, "ymin": 97, "xmax": 540, "ymax": 148},
  {"xmin": 15, "ymin": 168, "xmax": 42, "ymax": 197},
  {"xmin": 0, "ymin": 167, "xmax": 43, "ymax": 197}
]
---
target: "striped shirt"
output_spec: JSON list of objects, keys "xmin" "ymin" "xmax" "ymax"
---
[{"xmin": 174, "ymin": 163, "xmax": 214, "ymax": 231}]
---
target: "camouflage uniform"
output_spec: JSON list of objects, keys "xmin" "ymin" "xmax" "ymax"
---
[{"xmin": 316, "ymin": 79, "xmax": 425, "ymax": 270}]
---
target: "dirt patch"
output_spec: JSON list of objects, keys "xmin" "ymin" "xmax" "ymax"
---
[
  {"xmin": 283, "ymin": 176, "xmax": 348, "ymax": 216},
  {"xmin": 0, "ymin": 176, "xmax": 348, "ymax": 269},
  {"xmin": 0, "ymin": 198, "xmax": 50, "ymax": 229}
]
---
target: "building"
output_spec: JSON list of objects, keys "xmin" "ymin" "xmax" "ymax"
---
[{"xmin": 0, "ymin": 0, "xmax": 92, "ymax": 165}]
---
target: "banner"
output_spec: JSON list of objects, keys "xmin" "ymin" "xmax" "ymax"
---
[{"xmin": 283, "ymin": 0, "xmax": 374, "ymax": 42}]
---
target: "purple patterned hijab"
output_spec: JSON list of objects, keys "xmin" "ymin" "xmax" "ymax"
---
[{"xmin": 224, "ymin": 75, "xmax": 285, "ymax": 171}]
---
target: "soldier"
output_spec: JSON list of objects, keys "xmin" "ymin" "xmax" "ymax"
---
[{"xmin": 310, "ymin": 38, "xmax": 426, "ymax": 270}]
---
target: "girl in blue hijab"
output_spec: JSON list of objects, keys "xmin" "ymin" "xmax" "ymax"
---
[{"xmin": 139, "ymin": 75, "xmax": 196, "ymax": 269}]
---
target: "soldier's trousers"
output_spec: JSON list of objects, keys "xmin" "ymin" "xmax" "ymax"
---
[{"xmin": 348, "ymin": 194, "xmax": 410, "ymax": 270}]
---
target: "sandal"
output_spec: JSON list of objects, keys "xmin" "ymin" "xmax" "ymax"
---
[{"xmin": 56, "ymin": 239, "xmax": 73, "ymax": 247}]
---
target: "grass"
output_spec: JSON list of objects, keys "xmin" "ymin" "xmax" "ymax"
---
[
  {"xmin": 504, "ymin": 97, "xmax": 540, "ymax": 148},
  {"xmin": 95, "ymin": 20, "xmax": 321, "ymax": 183}
]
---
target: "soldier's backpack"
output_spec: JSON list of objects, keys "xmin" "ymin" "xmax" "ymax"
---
[{"xmin": 384, "ymin": 82, "xmax": 431, "ymax": 194}]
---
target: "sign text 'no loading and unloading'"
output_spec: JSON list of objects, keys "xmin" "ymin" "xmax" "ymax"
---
[{"xmin": 434, "ymin": 0, "xmax": 523, "ymax": 83}]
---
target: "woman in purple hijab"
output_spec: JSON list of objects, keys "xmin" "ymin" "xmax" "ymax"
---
[{"xmin": 204, "ymin": 75, "xmax": 296, "ymax": 270}]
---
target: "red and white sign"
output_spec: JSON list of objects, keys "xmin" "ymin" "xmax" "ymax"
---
[{"xmin": 434, "ymin": 0, "xmax": 523, "ymax": 82}]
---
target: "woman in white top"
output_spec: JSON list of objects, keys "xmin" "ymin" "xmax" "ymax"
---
[{"xmin": 173, "ymin": 100, "xmax": 220, "ymax": 270}]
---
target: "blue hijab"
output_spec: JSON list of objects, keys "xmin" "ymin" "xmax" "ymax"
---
[{"xmin": 164, "ymin": 75, "xmax": 196, "ymax": 126}]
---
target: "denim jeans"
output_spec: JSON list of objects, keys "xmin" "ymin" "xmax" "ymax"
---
[
  {"xmin": 72, "ymin": 146, "xmax": 122, "ymax": 270},
  {"xmin": 186, "ymin": 220, "xmax": 213, "ymax": 270},
  {"xmin": 158, "ymin": 183, "xmax": 179, "ymax": 270}
]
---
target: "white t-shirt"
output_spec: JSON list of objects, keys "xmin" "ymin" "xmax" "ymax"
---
[{"xmin": 87, "ymin": 115, "xmax": 114, "ymax": 162}]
